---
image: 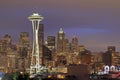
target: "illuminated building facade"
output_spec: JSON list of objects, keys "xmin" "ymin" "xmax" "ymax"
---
[
  {"xmin": 64, "ymin": 38, "xmax": 70, "ymax": 53},
  {"xmin": 18, "ymin": 32, "xmax": 30, "ymax": 57},
  {"xmin": 0, "ymin": 34, "xmax": 17, "ymax": 72},
  {"xmin": 71, "ymin": 36, "xmax": 78, "ymax": 52},
  {"xmin": 7, "ymin": 50, "xmax": 17, "ymax": 72},
  {"xmin": 107, "ymin": 46, "xmax": 120, "ymax": 66},
  {"xmin": 17, "ymin": 32, "xmax": 31, "ymax": 72},
  {"xmin": 0, "ymin": 34, "xmax": 12, "ymax": 52},
  {"xmin": 47, "ymin": 36, "xmax": 55, "ymax": 52},
  {"xmin": 57, "ymin": 28, "xmax": 65, "ymax": 53}
]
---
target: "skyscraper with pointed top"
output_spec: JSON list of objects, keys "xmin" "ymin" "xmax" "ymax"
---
[{"xmin": 57, "ymin": 28, "xmax": 65, "ymax": 53}]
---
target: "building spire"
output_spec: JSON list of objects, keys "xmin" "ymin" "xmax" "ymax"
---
[{"xmin": 59, "ymin": 27, "xmax": 64, "ymax": 33}]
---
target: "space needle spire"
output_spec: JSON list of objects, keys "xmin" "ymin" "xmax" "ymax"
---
[{"xmin": 28, "ymin": 12, "xmax": 43, "ymax": 74}]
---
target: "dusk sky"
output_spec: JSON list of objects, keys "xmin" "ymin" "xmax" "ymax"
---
[{"xmin": 0, "ymin": 0, "xmax": 120, "ymax": 52}]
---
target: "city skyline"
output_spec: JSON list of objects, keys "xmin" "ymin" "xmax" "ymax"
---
[{"xmin": 0, "ymin": 0, "xmax": 120, "ymax": 52}]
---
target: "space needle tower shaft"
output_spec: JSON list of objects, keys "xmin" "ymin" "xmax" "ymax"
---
[{"xmin": 28, "ymin": 13, "xmax": 43, "ymax": 74}]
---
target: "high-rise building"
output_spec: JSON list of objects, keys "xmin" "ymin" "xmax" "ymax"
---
[
  {"xmin": 102, "ymin": 46, "xmax": 116, "ymax": 66},
  {"xmin": 18, "ymin": 32, "xmax": 30, "ymax": 57},
  {"xmin": 112, "ymin": 52, "xmax": 120, "ymax": 66},
  {"xmin": 64, "ymin": 38, "xmax": 70, "ymax": 53},
  {"xmin": 102, "ymin": 51, "xmax": 112, "ymax": 66},
  {"xmin": 18, "ymin": 32, "xmax": 31, "ymax": 72},
  {"xmin": 0, "ymin": 34, "xmax": 18, "ymax": 72},
  {"xmin": 57, "ymin": 28, "xmax": 65, "ymax": 53},
  {"xmin": 38, "ymin": 24, "xmax": 44, "ymax": 64},
  {"xmin": 47, "ymin": 36, "xmax": 55, "ymax": 52},
  {"xmin": 43, "ymin": 45, "xmax": 52, "ymax": 65},
  {"xmin": 72, "ymin": 36, "xmax": 78, "ymax": 52},
  {"xmin": 106, "ymin": 46, "xmax": 120, "ymax": 66},
  {"xmin": 2, "ymin": 34, "xmax": 12, "ymax": 52}
]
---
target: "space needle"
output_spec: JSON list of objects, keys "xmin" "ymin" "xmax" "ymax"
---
[{"xmin": 28, "ymin": 13, "xmax": 43, "ymax": 74}]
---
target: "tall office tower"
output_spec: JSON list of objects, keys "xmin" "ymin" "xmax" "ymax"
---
[
  {"xmin": 28, "ymin": 12, "xmax": 44, "ymax": 74},
  {"xmin": 64, "ymin": 38, "xmax": 70, "ymax": 53},
  {"xmin": 47, "ymin": 36, "xmax": 55, "ymax": 52},
  {"xmin": 102, "ymin": 51, "xmax": 112, "ymax": 66},
  {"xmin": 3, "ymin": 34, "xmax": 12, "ymax": 51},
  {"xmin": 0, "ymin": 34, "xmax": 17, "ymax": 73},
  {"xmin": 108, "ymin": 46, "xmax": 118, "ymax": 65},
  {"xmin": 38, "ymin": 24, "xmax": 44, "ymax": 64},
  {"xmin": 18, "ymin": 32, "xmax": 30, "ymax": 57},
  {"xmin": 18, "ymin": 32, "xmax": 31, "ymax": 71},
  {"xmin": 57, "ymin": 28, "xmax": 65, "ymax": 53},
  {"xmin": 72, "ymin": 36, "xmax": 78, "ymax": 52}
]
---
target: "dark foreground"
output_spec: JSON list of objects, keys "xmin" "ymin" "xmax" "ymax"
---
[{"xmin": 2, "ymin": 72, "xmax": 120, "ymax": 80}]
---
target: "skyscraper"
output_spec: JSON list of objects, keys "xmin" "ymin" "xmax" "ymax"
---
[
  {"xmin": 72, "ymin": 36, "xmax": 78, "ymax": 52},
  {"xmin": 18, "ymin": 32, "xmax": 31, "ymax": 72},
  {"xmin": 57, "ymin": 28, "xmax": 65, "ymax": 53},
  {"xmin": 38, "ymin": 24, "xmax": 44, "ymax": 64},
  {"xmin": 102, "ymin": 51, "xmax": 112, "ymax": 66},
  {"xmin": 64, "ymin": 38, "xmax": 70, "ymax": 53},
  {"xmin": 47, "ymin": 36, "xmax": 55, "ymax": 52},
  {"xmin": 2, "ymin": 34, "xmax": 12, "ymax": 52},
  {"xmin": 18, "ymin": 32, "xmax": 30, "ymax": 57}
]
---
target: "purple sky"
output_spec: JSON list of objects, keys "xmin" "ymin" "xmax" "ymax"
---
[{"xmin": 0, "ymin": 0, "xmax": 120, "ymax": 52}]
